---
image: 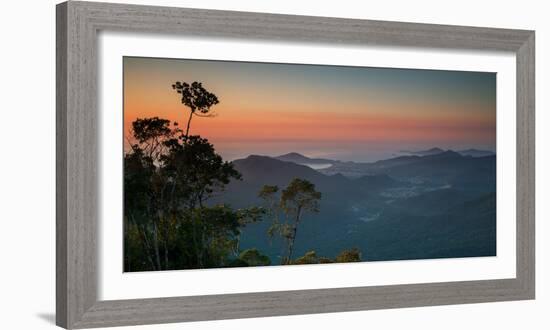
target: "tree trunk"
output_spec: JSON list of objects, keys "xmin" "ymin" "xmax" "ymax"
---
[
  {"xmin": 163, "ymin": 219, "xmax": 169, "ymax": 269},
  {"xmin": 285, "ymin": 207, "xmax": 302, "ymax": 264},
  {"xmin": 152, "ymin": 221, "xmax": 162, "ymax": 270},
  {"xmin": 129, "ymin": 214, "xmax": 157, "ymax": 271},
  {"xmin": 191, "ymin": 208, "xmax": 202, "ymax": 268},
  {"xmin": 286, "ymin": 225, "xmax": 298, "ymax": 263},
  {"xmin": 140, "ymin": 227, "xmax": 157, "ymax": 271},
  {"xmin": 235, "ymin": 234, "xmax": 241, "ymax": 257},
  {"xmin": 184, "ymin": 111, "xmax": 194, "ymax": 140}
]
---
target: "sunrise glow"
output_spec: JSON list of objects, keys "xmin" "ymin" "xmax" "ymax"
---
[{"xmin": 124, "ymin": 57, "xmax": 496, "ymax": 162}]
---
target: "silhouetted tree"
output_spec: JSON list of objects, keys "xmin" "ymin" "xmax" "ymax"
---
[
  {"xmin": 125, "ymin": 117, "xmax": 176, "ymax": 270},
  {"xmin": 164, "ymin": 135, "xmax": 241, "ymax": 268},
  {"xmin": 161, "ymin": 135, "xmax": 241, "ymax": 209},
  {"xmin": 259, "ymin": 178, "xmax": 321, "ymax": 264},
  {"xmin": 172, "ymin": 81, "xmax": 219, "ymax": 140},
  {"xmin": 124, "ymin": 114, "xmax": 267, "ymax": 270}
]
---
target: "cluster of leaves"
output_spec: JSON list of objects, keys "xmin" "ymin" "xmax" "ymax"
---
[
  {"xmin": 292, "ymin": 249, "xmax": 362, "ymax": 265},
  {"xmin": 259, "ymin": 179, "xmax": 322, "ymax": 264},
  {"xmin": 172, "ymin": 81, "xmax": 220, "ymax": 139},
  {"xmin": 228, "ymin": 248, "xmax": 272, "ymax": 267},
  {"xmin": 124, "ymin": 115, "xmax": 266, "ymax": 271}
]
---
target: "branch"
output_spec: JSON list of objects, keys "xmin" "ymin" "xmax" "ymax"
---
[{"xmin": 194, "ymin": 112, "xmax": 218, "ymax": 118}]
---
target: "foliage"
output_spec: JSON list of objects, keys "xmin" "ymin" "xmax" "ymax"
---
[
  {"xmin": 172, "ymin": 81, "xmax": 220, "ymax": 138},
  {"xmin": 292, "ymin": 251, "xmax": 319, "ymax": 265},
  {"xmin": 319, "ymin": 257, "xmax": 334, "ymax": 264},
  {"xmin": 131, "ymin": 117, "xmax": 172, "ymax": 144},
  {"xmin": 281, "ymin": 178, "xmax": 322, "ymax": 215},
  {"xmin": 290, "ymin": 249, "xmax": 362, "ymax": 265},
  {"xmin": 160, "ymin": 134, "xmax": 242, "ymax": 209},
  {"xmin": 335, "ymin": 248, "xmax": 362, "ymax": 263},
  {"xmin": 124, "ymin": 112, "xmax": 249, "ymax": 270},
  {"xmin": 237, "ymin": 248, "xmax": 272, "ymax": 266},
  {"xmin": 259, "ymin": 178, "xmax": 322, "ymax": 264}
]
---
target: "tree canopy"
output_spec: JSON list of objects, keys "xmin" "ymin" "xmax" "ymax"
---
[
  {"xmin": 172, "ymin": 81, "xmax": 220, "ymax": 139},
  {"xmin": 259, "ymin": 178, "xmax": 322, "ymax": 264},
  {"xmin": 124, "ymin": 81, "xmax": 362, "ymax": 271}
]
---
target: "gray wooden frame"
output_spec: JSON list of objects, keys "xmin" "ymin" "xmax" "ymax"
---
[{"xmin": 56, "ymin": 1, "xmax": 535, "ymax": 328}]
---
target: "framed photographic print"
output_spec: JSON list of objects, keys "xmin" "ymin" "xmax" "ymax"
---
[{"xmin": 56, "ymin": 1, "xmax": 535, "ymax": 328}]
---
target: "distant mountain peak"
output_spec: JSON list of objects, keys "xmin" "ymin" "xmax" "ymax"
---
[
  {"xmin": 278, "ymin": 152, "xmax": 305, "ymax": 158},
  {"xmin": 230, "ymin": 154, "xmax": 350, "ymax": 189},
  {"xmin": 457, "ymin": 149, "xmax": 495, "ymax": 157},
  {"xmin": 275, "ymin": 152, "xmax": 337, "ymax": 165}
]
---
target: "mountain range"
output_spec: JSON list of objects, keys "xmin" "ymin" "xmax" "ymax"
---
[
  {"xmin": 211, "ymin": 148, "xmax": 496, "ymax": 263},
  {"xmin": 400, "ymin": 147, "xmax": 495, "ymax": 158},
  {"xmin": 272, "ymin": 148, "xmax": 495, "ymax": 180}
]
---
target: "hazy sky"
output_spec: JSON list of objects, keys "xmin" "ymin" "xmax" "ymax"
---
[{"xmin": 124, "ymin": 56, "xmax": 496, "ymax": 162}]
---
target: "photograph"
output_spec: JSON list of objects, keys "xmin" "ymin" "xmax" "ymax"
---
[
  {"xmin": 2, "ymin": 0, "xmax": 543, "ymax": 329},
  {"xmin": 123, "ymin": 56, "xmax": 497, "ymax": 272}
]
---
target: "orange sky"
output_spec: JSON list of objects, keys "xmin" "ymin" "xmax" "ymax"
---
[{"xmin": 123, "ymin": 57, "xmax": 496, "ymax": 162}]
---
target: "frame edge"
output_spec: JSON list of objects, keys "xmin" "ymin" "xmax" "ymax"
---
[
  {"xmin": 515, "ymin": 30, "xmax": 536, "ymax": 300},
  {"xmin": 57, "ymin": 1, "xmax": 100, "ymax": 328},
  {"xmin": 56, "ymin": 1, "xmax": 537, "ymax": 328},
  {"xmin": 56, "ymin": 2, "xmax": 69, "ymax": 328}
]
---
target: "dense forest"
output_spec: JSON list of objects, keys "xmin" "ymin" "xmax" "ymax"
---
[{"xmin": 123, "ymin": 81, "xmax": 361, "ymax": 271}]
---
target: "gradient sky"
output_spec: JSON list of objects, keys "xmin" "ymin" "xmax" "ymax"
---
[{"xmin": 124, "ymin": 56, "xmax": 496, "ymax": 162}]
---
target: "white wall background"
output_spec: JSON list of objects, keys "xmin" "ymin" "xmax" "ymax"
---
[{"xmin": 0, "ymin": 0, "xmax": 547, "ymax": 329}]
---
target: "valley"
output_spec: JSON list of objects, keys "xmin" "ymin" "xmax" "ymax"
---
[{"xmin": 213, "ymin": 148, "xmax": 497, "ymax": 263}]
